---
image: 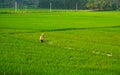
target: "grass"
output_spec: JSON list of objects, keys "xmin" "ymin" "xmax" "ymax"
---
[{"xmin": 0, "ymin": 9, "xmax": 120, "ymax": 75}]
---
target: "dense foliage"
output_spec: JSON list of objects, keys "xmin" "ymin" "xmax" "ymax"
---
[{"xmin": 0, "ymin": 0, "xmax": 120, "ymax": 10}]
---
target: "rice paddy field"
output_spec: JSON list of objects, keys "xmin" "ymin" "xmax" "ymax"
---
[{"xmin": 0, "ymin": 9, "xmax": 120, "ymax": 75}]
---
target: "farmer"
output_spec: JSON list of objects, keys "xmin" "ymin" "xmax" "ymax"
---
[{"xmin": 40, "ymin": 33, "xmax": 44, "ymax": 43}]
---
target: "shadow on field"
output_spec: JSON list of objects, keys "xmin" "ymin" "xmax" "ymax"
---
[
  {"xmin": 1, "ymin": 26, "xmax": 120, "ymax": 34},
  {"xmin": 42, "ymin": 26, "xmax": 120, "ymax": 32}
]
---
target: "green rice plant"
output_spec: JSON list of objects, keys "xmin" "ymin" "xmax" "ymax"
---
[{"xmin": 0, "ymin": 10, "xmax": 120, "ymax": 75}]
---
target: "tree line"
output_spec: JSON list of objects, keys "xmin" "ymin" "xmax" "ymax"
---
[{"xmin": 0, "ymin": 0, "xmax": 120, "ymax": 10}]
